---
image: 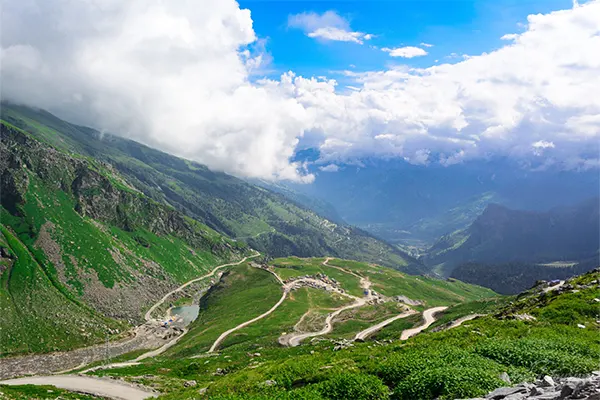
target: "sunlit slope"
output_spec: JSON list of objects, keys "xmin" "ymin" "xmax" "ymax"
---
[{"xmin": 165, "ymin": 257, "xmax": 496, "ymax": 358}]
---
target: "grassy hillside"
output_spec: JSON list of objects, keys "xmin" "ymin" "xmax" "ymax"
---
[
  {"xmin": 153, "ymin": 256, "xmax": 497, "ymax": 359},
  {"xmin": 0, "ymin": 122, "xmax": 247, "ymax": 355},
  {"xmin": 86, "ymin": 269, "xmax": 599, "ymax": 400},
  {"xmin": 273, "ymin": 257, "xmax": 495, "ymax": 305},
  {"xmin": 1, "ymin": 103, "xmax": 420, "ymax": 273}
]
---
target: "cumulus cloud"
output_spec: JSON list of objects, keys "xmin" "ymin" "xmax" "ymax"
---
[
  {"xmin": 288, "ymin": 11, "xmax": 373, "ymax": 44},
  {"xmin": 1, "ymin": 0, "xmax": 313, "ymax": 182},
  {"xmin": 382, "ymin": 46, "xmax": 428, "ymax": 58},
  {"xmin": 1, "ymin": 0, "xmax": 599, "ymax": 183},
  {"xmin": 288, "ymin": 0, "xmax": 600, "ymax": 169}
]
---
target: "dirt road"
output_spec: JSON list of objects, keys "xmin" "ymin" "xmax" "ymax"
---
[
  {"xmin": 0, "ymin": 375, "xmax": 158, "ymax": 400},
  {"xmin": 208, "ymin": 270, "xmax": 335, "ymax": 352},
  {"xmin": 400, "ymin": 306, "xmax": 448, "ymax": 340},
  {"xmin": 445, "ymin": 314, "xmax": 484, "ymax": 330},
  {"xmin": 281, "ymin": 262, "xmax": 375, "ymax": 347},
  {"xmin": 544, "ymin": 280, "xmax": 565, "ymax": 293},
  {"xmin": 354, "ymin": 309, "xmax": 418, "ymax": 341},
  {"xmin": 145, "ymin": 252, "xmax": 260, "ymax": 321},
  {"xmin": 285, "ymin": 296, "xmax": 371, "ymax": 346},
  {"xmin": 209, "ymin": 288, "xmax": 288, "ymax": 352}
]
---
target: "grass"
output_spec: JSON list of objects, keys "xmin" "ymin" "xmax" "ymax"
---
[
  {"xmin": 85, "ymin": 269, "xmax": 599, "ymax": 400},
  {"xmin": 164, "ymin": 263, "xmax": 284, "ymax": 357},
  {"xmin": 0, "ymin": 384, "xmax": 99, "ymax": 400},
  {"xmin": 0, "ymin": 225, "xmax": 123, "ymax": 356},
  {"xmin": 273, "ymin": 257, "xmax": 364, "ymax": 297},
  {"xmin": 274, "ymin": 257, "xmax": 498, "ymax": 307}
]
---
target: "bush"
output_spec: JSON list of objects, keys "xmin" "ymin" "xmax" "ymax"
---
[
  {"xmin": 393, "ymin": 366, "xmax": 503, "ymax": 400},
  {"xmin": 318, "ymin": 373, "xmax": 389, "ymax": 400},
  {"xmin": 475, "ymin": 338, "xmax": 598, "ymax": 376}
]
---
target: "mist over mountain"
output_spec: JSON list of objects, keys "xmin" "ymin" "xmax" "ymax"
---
[
  {"xmin": 285, "ymin": 154, "xmax": 599, "ymax": 245},
  {"xmin": 425, "ymin": 198, "xmax": 600, "ymax": 276}
]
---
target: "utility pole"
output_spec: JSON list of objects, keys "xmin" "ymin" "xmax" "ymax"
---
[{"xmin": 105, "ymin": 331, "xmax": 110, "ymax": 366}]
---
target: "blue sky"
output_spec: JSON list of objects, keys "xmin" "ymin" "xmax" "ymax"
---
[{"xmin": 240, "ymin": 0, "xmax": 571, "ymax": 77}]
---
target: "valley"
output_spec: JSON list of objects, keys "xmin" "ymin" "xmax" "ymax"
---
[
  {"xmin": 0, "ymin": 105, "xmax": 598, "ymax": 400},
  {"xmin": 3, "ymin": 261, "xmax": 596, "ymax": 400}
]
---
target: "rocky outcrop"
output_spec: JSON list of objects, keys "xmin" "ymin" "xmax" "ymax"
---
[{"xmin": 463, "ymin": 372, "xmax": 600, "ymax": 400}]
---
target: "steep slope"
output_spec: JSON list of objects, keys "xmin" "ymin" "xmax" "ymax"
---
[
  {"xmin": 1, "ymin": 104, "xmax": 419, "ymax": 272},
  {"xmin": 424, "ymin": 199, "xmax": 599, "ymax": 276},
  {"xmin": 0, "ymin": 122, "xmax": 247, "ymax": 355}
]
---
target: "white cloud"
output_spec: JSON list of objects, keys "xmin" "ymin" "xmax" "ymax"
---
[
  {"xmin": 1, "ymin": 0, "xmax": 599, "ymax": 183},
  {"xmin": 288, "ymin": 11, "xmax": 373, "ymax": 44},
  {"xmin": 420, "ymin": 42, "xmax": 434, "ymax": 48},
  {"xmin": 319, "ymin": 164, "xmax": 339, "ymax": 172},
  {"xmin": 532, "ymin": 140, "xmax": 555, "ymax": 149},
  {"xmin": 501, "ymin": 33, "xmax": 519, "ymax": 41},
  {"xmin": 284, "ymin": 0, "xmax": 600, "ymax": 168},
  {"xmin": 382, "ymin": 46, "xmax": 428, "ymax": 58},
  {"xmin": 1, "ymin": 0, "xmax": 313, "ymax": 182}
]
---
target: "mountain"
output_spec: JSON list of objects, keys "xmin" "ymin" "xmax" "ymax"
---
[
  {"xmin": 285, "ymin": 156, "xmax": 599, "ymax": 245},
  {"xmin": 451, "ymin": 258, "xmax": 598, "ymax": 295},
  {"xmin": 0, "ymin": 104, "xmax": 419, "ymax": 273},
  {"xmin": 424, "ymin": 198, "xmax": 600, "ymax": 276},
  {"xmin": 0, "ymin": 121, "xmax": 248, "ymax": 355}
]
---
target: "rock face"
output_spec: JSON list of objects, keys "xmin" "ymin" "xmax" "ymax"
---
[{"xmin": 463, "ymin": 372, "xmax": 600, "ymax": 400}]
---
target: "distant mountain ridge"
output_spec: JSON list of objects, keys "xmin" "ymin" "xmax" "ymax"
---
[
  {"xmin": 424, "ymin": 198, "xmax": 599, "ymax": 276},
  {"xmin": 286, "ymin": 153, "xmax": 599, "ymax": 245}
]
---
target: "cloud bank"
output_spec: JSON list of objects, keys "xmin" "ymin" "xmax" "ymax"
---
[{"xmin": 1, "ymin": 0, "xmax": 599, "ymax": 182}]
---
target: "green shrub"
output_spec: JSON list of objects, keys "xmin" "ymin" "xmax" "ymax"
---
[
  {"xmin": 393, "ymin": 366, "xmax": 503, "ymax": 400},
  {"xmin": 475, "ymin": 338, "xmax": 598, "ymax": 376},
  {"xmin": 318, "ymin": 373, "xmax": 390, "ymax": 400}
]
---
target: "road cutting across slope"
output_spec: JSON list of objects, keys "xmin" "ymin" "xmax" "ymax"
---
[
  {"xmin": 400, "ymin": 306, "xmax": 448, "ymax": 340},
  {"xmin": 145, "ymin": 252, "xmax": 260, "ymax": 321},
  {"xmin": 0, "ymin": 375, "xmax": 158, "ymax": 400},
  {"xmin": 354, "ymin": 309, "xmax": 418, "ymax": 341}
]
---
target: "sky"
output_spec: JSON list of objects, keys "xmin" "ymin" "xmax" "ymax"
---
[{"xmin": 1, "ymin": 0, "xmax": 599, "ymax": 182}]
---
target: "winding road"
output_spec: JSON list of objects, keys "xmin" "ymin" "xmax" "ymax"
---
[
  {"xmin": 400, "ymin": 306, "xmax": 448, "ymax": 340},
  {"xmin": 354, "ymin": 309, "xmax": 418, "ymax": 341},
  {"xmin": 280, "ymin": 258, "xmax": 376, "ymax": 346},
  {"xmin": 0, "ymin": 252, "xmax": 260, "ymax": 399},
  {"xmin": 445, "ymin": 313, "xmax": 484, "ymax": 330},
  {"xmin": 0, "ymin": 376, "xmax": 158, "ymax": 400},
  {"xmin": 145, "ymin": 252, "xmax": 260, "ymax": 321},
  {"xmin": 208, "ymin": 270, "xmax": 342, "ymax": 352}
]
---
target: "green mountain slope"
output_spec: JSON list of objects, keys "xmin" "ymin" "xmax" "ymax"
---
[
  {"xmin": 84, "ymin": 269, "xmax": 599, "ymax": 400},
  {"xmin": 1, "ymin": 104, "xmax": 420, "ymax": 273},
  {"xmin": 164, "ymin": 257, "xmax": 496, "ymax": 357},
  {"xmin": 0, "ymin": 122, "xmax": 247, "ymax": 355}
]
